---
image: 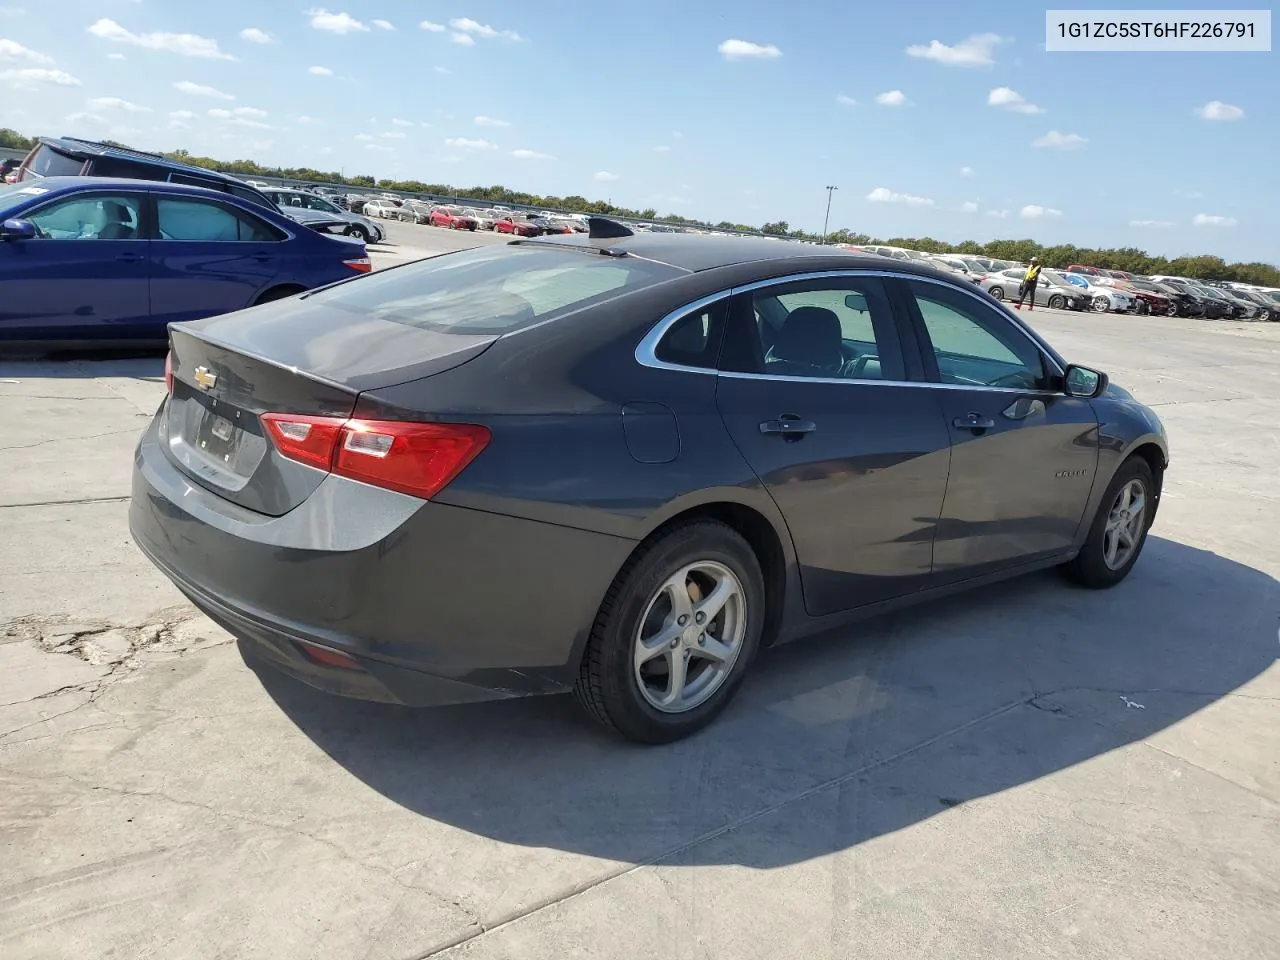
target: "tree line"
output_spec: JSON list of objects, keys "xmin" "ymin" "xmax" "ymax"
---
[{"xmin": 2, "ymin": 127, "xmax": 1274, "ymax": 286}]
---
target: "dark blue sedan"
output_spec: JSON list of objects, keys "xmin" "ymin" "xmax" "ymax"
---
[{"xmin": 0, "ymin": 177, "xmax": 371, "ymax": 346}]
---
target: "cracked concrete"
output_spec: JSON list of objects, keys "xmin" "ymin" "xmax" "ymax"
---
[{"xmin": 1, "ymin": 225, "xmax": 1277, "ymax": 960}]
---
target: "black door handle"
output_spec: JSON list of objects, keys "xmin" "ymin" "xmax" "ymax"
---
[
  {"xmin": 760, "ymin": 415, "xmax": 817, "ymax": 439},
  {"xmin": 952, "ymin": 414, "xmax": 996, "ymax": 432}
]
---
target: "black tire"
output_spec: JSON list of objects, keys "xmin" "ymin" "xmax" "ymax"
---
[
  {"xmin": 1059, "ymin": 457, "xmax": 1155, "ymax": 589},
  {"xmin": 1165, "ymin": 302, "xmax": 1179, "ymax": 317},
  {"xmin": 989, "ymin": 286, "xmax": 1005, "ymax": 300},
  {"xmin": 574, "ymin": 520, "xmax": 765, "ymax": 743},
  {"xmin": 1047, "ymin": 294, "xmax": 1065, "ymax": 310},
  {"xmin": 253, "ymin": 285, "xmax": 304, "ymax": 306},
  {"xmin": 347, "ymin": 225, "xmax": 370, "ymax": 242}
]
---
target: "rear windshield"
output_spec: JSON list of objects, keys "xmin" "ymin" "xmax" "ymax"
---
[
  {"xmin": 309, "ymin": 245, "xmax": 682, "ymax": 335},
  {"xmin": 22, "ymin": 144, "xmax": 85, "ymax": 179}
]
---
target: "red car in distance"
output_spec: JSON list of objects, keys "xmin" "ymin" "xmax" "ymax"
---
[
  {"xmin": 495, "ymin": 216, "xmax": 542, "ymax": 237},
  {"xmin": 428, "ymin": 205, "xmax": 478, "ymax": 231}
]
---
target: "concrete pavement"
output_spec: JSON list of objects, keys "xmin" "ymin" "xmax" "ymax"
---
[{"xmin": 1, "ymin": 226, "xmax": 1277, "ymax": 960}]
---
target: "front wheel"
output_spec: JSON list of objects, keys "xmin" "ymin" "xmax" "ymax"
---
[
  {"xmin": 1060, "ymin": 457, "xmax": 1155, "ymax": 588},
  {"xmin": 1165, "ymin": 302, "xmax": 1179, "ymax": 317},
  {"xmin": 1047, "ymin": 294, "xmax": 1065, "ymax": 310},
  {"xmin": 989, "ymin": 286, "xmax": 1006, "ymax": 300},
  {"xmin": 1092, "ymin": 296, "xmax": 1111, "ymax": 312},
  {"xmin": 574, "ymin": 520, "xmax": 765, "ymax": 743}
]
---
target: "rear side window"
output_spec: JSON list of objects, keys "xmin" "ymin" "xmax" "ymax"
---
[
  {"xmin": 654, "ymin": 300, "xmax": 727, "ymax": 369},
  {"xmin": 22, "ymin": 144, "xmax": 85, "ymax": 178},
  {"xmin": 311, "ymin": 246, "xmax": 682, "ymax": 335},
  {"xmin": 156, "ymin": 197, "xmax": 284, "ymax": 242}
]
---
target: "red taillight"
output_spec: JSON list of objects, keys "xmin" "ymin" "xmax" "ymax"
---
[
  {"xmin": 295, "ymin": 639, "xmax": 362, "ymax": 671},
  {"xmin": 260, "ymin": 414, "xmax": 490, "ymax": 500},
  {"xmin": 344, "ymin": 257, "xmax": 372, "ymax": 273},
  {"xmin": 164, "ymin": 351, "xmax": 174, "ymax": 394}
]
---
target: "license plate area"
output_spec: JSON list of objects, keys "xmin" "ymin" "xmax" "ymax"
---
[{"xmin": 164, "ymin": 391, "xmax": 269, "ymax": 492}]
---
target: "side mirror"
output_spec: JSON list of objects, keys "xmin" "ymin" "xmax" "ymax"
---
[
  {"xmin": 1, "ymin": 218, "xmax": 36, "ymax": 241},
  {"xmin": 1063, "ymin": 364, "xmax": 1109, "ymax": 399}
]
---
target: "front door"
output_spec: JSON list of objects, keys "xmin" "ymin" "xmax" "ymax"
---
[
  {"xmin": 149, "ymin": 195, "xmax": 285, "ymax": 325},
  {"xmin": 897, "ymin": 277, "xmax": 1099, "ymax": 580},
  {"xmin": 715, "ymin": 273, "xmax": 951, "ymax": 617},
  {"xmin": 0, "ymin": 190, "xmax": 150, "ymax": 342}
]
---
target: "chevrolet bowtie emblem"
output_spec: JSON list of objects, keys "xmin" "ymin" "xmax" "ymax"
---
[{"xmin": 193, "ymin": 366, "xmax": 218, "ymax": 390}]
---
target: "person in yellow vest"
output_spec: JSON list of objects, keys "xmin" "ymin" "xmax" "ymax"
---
[{"xmin": 1013, "ymin": 257, "xmax": 1043, "ymax": 311}]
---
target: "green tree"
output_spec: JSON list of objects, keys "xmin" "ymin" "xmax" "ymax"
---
[{"xmin": 761, "ymin": 220, "xmax": 789, "ymax": 235}]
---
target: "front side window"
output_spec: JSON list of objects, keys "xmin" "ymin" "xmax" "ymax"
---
[
  {"xmin": 905, "ymin": 279, "xmax": 1047, "ymax": 390},
  {"xmin": 156, "ymin": 198, "xmax": 283, "ymax": 242},
  {"xmin": 26, "ymin": 193, "xmax": 143, "ymax": 240},
  {"xmin": 729, "ymin": 275, "xmax": 904, "ymax": 382}
]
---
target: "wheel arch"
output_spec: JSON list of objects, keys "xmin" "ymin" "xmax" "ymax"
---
[{"xmin": 253, "ymin": 283, "xmax": 307, "ymax": 306}]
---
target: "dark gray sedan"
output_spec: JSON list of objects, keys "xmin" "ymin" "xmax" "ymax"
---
[{"xmin": 130, "ymin": 223, "xmax": 1169, "ymax": 743}]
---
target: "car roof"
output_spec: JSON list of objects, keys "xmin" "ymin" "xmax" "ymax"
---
[
  {"xmin": 14, "ymin": 175, "xmax": 250, "ymax": 199},
  {"xmin": 520, "ymin": 231, "xmax": 956, "ymax": 274},
  {"xmin": 40, "ymin": 137, "xmax": 256, "ymax": 186}
]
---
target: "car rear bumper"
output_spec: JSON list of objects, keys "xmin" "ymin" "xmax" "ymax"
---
[{"xmin": 129, "ymin": 411, "xmax": 634, "ymax": 706}]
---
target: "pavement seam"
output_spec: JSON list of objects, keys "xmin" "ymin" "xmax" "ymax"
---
[
  {"xmin": 403, "ymin": 696, "xmax": 1029, "ymax": 960},
  {"xmin": 0, "ymin": 495, "xmax": 130, "ymax": 509}
]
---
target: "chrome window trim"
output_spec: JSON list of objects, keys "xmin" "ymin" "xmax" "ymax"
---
[{"xmin": 635, "ymin": 269, "xmax": 1067, "ymax": 389}]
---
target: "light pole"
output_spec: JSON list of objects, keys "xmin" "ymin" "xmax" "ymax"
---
[{"xmin": 822, "ymin": 185, "xmax": 838, "ymax": 244}]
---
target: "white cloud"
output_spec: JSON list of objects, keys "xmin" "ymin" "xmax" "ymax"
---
[
  {"xmin": 433, "ymin": 65, "xmax": 450, "ymax": 74},
  {"xmin": 652, "ymin": 144, "xmax": 671, "ymax": 153},
  {"xmin": 1019, "ymin": 205, "xmax": 1063, "ymax": 219},
  {"xmin": 718, "ymin": 38, "xmax": 781, "ymax": 60},
  {"xmin": 354, "ymin": 133, "xmax": 374, "ymax": 142},
  {"xmin": 371, "ymin": 19, "xmax": 395, "ymax": 31},
  {"xmin": 875, "ymin": 89, "xmax": 907, "ymax": 107},
  {"xmin": 0, "ymin": 66, "xmax": 78, "ymax": 89},
  {"xmin": 1174, "ymin": 189, "xmax": 1204, "ymax": 200},
  {"xmin": 239, "ymin": 27, "xmax": 273, "ymax": 44},
  {"xmin": 474, "ymin": 115, "xmax": 509, "ymax": 128},
  {"xmin": 448, "ymin": 17, "xmax": 523, "ymax": 41},
  {"xmin": 380, "ymin": 130, "xmax": 405, "ymax": 139},
  {"xmin": 296, "ymin": 115, "xmax": 318, "ymax": 124},
  {"xmin": 420, "ymin": 20, "xmax": 445, "ymax": 32},
  {"xmin": 173, "ymin": 80, "xmax": 234, "ymax": 100},
  {"xmin": 169, "ymin": 109, "xmax": 196, "ymax": 120},
  {"xmin": 1194, "ymin": 100, "xmax": 1243, "ymax": 121},
  {"xmin": 1193, "ymin": 213, "xmax": 1237, "ymax": 227},
  {"xmin": 959, "ymin": 201, "xmax": 979, "ymax": 213},
  {"xmin": 866, "ymin": 186, "xmax": 933, "ymax": 206},
  {"xmin": 450, "ymin": 33, "xmax": 476, "ymax": 47},
  {"xmin": 365, "ymin": 143, "xmax": 393, "ymax": 153},
  {"xmin": 87, "ymin": 18, "xmax": 233, "ymax": 59},
  {"xmin": 87, "ymin": 96, "xmax": 150, "ymax": 112},
  {"xmin": 65, "ymin": 111, "xmax": 105, "ymax": 125},
  {"xmin": 986, "ymin": 209, "xmax": 1010, "ymax": 219},
  {"xmin": 444, "ymin": 137, "xmax": 495, "ymax": 150},
  {"xmin": 512, "ymin": 148, "xmax": 554, "ymax": 160},
  {"xmin": 1032, "ymin": 130, "xmax": 1087, "ymax": 149},
  {"xmin": 208, "ymin": 106, "xmax": 269, "ymax": 128},
  {"xmin": 1129, "ymin": 220, "xmax": 1174, "ymax": 228},
  {"xmin": 420, "ymin": 121, "xmax": 433, "ymax": 128},
  {"xmin": 107, "ymin": 53, "xmax": 126, "ymax": 61},
  {"xmin": 960, "ymin": 165, "xmax": 975, "ymax": 176},
  {"xmin": 987, "ymin": 86, "xmax": 1044, "ymax": 114},
  {"xmin": 906, "ymin": 33, "xmax": 1005, "ymax": 67},
  {"xmin": 390, "ymin": 117, "xmax": 412, "ymax": 127},
  {"xmin": 594, "ymin": 171, "xmax": 620, "ymax": 182},
  {"xmin": 308, "ymin": 65, "xmax": 333, "ymax": 76},
  {"xmin": 835, "ymin": 93, "xmax": 857, "ymax": 106},
  {"xmin": 0, "ymin": 38, "xmax": 52, "ymax": 64},
  {"xmin": 307, "ymin": 9, "xmax": 368, "ymax": 34}
]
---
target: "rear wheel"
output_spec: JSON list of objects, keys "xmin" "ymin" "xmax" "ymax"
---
[
  {"xmin": 1060, "ymin": 457, "xmax": 1154, "ymax": 588},
  {"xmin": 346, "ymin": 225, "xmax": 371, "ymax": 242},
  {"xmin": 574, "ymin": 521, "xmax": 765, "ymax": 743}
]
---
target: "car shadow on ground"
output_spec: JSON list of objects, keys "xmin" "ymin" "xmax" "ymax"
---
[
  {"xmin": 249, "ymin": 534, "xmax": 1277, "ymax": 868},
  {"xmin": 0, "ymin": 352, "xmax": 166, "ymax": 374}
]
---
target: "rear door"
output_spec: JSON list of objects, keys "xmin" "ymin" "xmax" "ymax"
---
[
  {"xmin": 149, "ymin": 194, "xmax": 287, "ymax": 324},
  {"xmin": 0, "ymin": 189, "xmax": 151, "ymax": 341},
  {"xmin": 896, "ymin": 277, "xmax": 1098, "ymax": 580},
  {"xmin": 714, "ymin": 272, "xmax": 951, "ymax": 616}
]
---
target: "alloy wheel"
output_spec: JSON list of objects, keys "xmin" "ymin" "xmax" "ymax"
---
[
  {"xmin": 1103, "ymin": 479, "xmax": 1146, "ymax": 570},
  {"xmin": 1092, "ymin": 296, "xmax": 1110, "ymax": 312},
  {"xmin": 632, "ymin": 561, "xmax": 747, "ymax": 713}
]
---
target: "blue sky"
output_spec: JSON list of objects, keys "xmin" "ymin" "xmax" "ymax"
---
[{"xmin": 0, "ymin": 1, "xmax": 1274, "ymax": 261}]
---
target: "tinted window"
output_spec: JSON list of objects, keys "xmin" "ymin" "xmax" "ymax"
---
[
  {"xmin": 156, "ymin": 198, "xmax": 283, "ymax": 242},
  {"xmin": 91, "ymin": 157, "xmax": 156, "ymax": 179},
  {"xmin": 22, "ymin": 144, "xmax": 85, "ymax": 178},
  {"xmin": 654, "ymin": 300, "xmax": 726, "ymax": 369},
  {"xmin": 906, "ymin": 279, "xmax": 1047, "ymax": 390},
  {"xmin": 27, "ymin": 193, "xmax": 143, "ymax": 240},
  {"xmin": 735, "ymin": 275, "xmax": 904, "ymax": 382},
  {"xmin": 309, "ymin": 245, "xmax": 681, "ymax": 335}
]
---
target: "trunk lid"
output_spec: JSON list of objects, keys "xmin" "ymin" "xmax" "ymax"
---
[{"xmin": 164, "ymin": 297, "xmax": 498, "ymax": 516}]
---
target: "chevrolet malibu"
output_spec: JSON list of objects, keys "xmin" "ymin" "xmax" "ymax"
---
[{"xmin": 130, "ymin": 221, "xmax": 1169, "ymax": 743}]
